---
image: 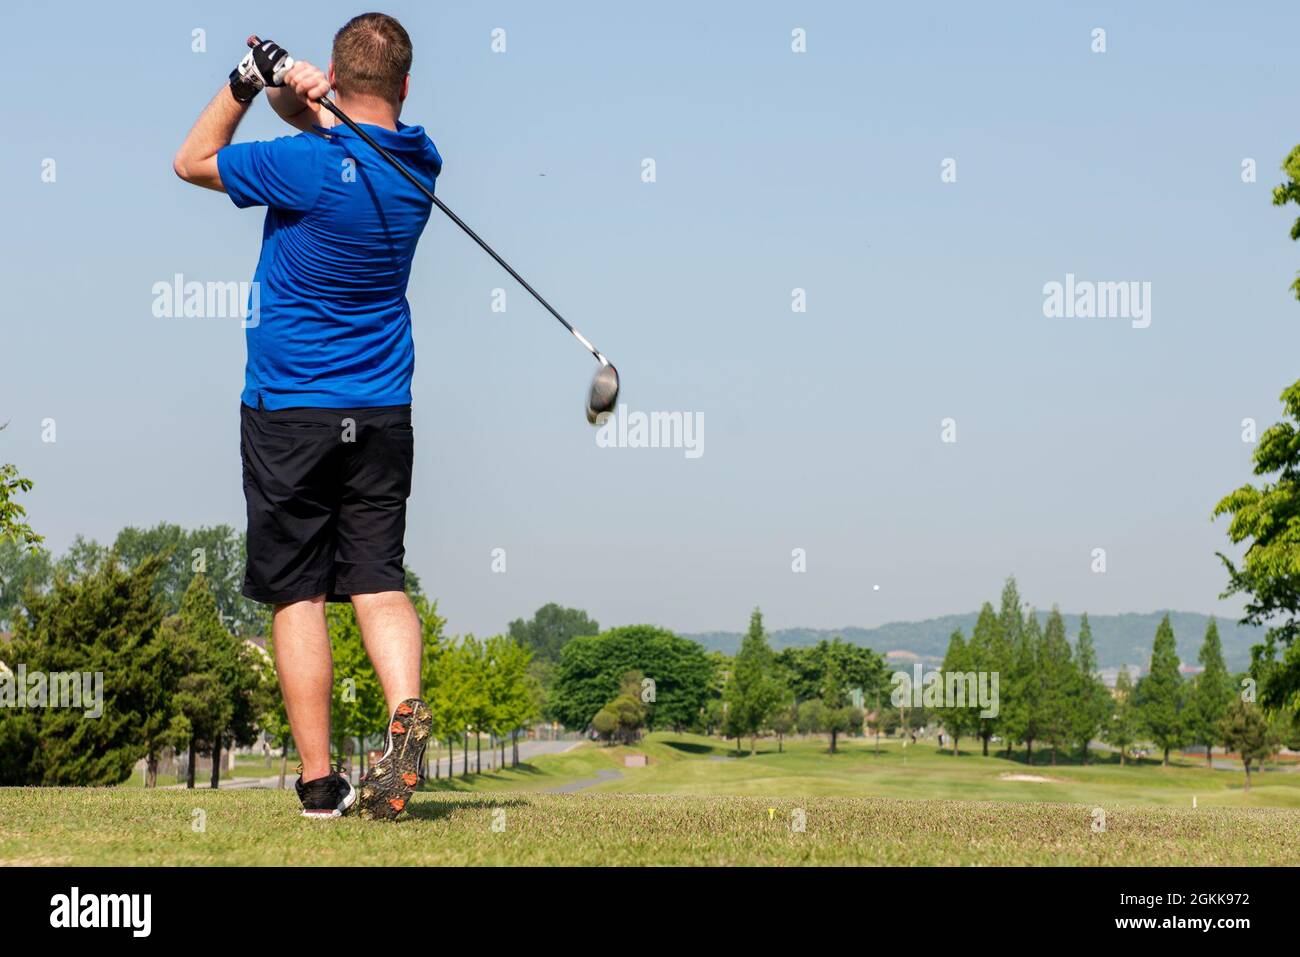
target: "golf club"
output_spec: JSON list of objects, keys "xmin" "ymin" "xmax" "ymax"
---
[{"xmin": 249, "ymin": 37, "xmax": 620, "ymax": 425}]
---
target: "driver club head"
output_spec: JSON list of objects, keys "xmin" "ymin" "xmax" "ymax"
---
[{"xmin": 586, "ymin": 363, "xmax": 620, "ymax": 425}]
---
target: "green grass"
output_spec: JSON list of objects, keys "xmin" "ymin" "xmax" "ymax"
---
[
  {"xmin": 422, "ymin": 744, "xmax": 619, "ymax": 792},
  {"xmin": 427, "ymin": 733, "xmax": 1300, "ymax": 809},
  {"xmin": 3, "ymin": 786, "xmax": 1299, "ymax": 865},
  {"xmin": 6, "ymin": 732, "xmax": 1296, "ymax": 865}
]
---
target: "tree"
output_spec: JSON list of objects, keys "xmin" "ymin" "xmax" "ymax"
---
[
  {"xmin": 1213, "ymin": 146, "xmax": 1300, "ymax": 715},
  {"xmin": 1039, "ymin": 608, "xmax": 1074, "ymax": 765},
  {"xmin": 823, "ymin": 703, "xmax": 864, "ymax": 752},
  {"xmin": 795, "ymin": 698, "xmax": 826, "ymax": 736},
  {"xmin": 592, "ymin": 671, "xmax": 647, "ymax": 745},
  {"xmin": 775, "ymin": 637, "xmax": 886, "ymax": 756},
  {"xmin": 939, "ymin": 628, "xmax": 974, "ymax": 755},
  {"xmin": 695, "ymin": 650, "xmax": 728, "ymax": 735},
  {"xmin": 506, "ymin": 604, "xmax": 599, "ymax": 665},
  {"xmin": 865, "ymin": 691, "xmax": 883, "ymax": 753},
  {"xmin": 775, "ymin": 646, "xmax": 822, "ymax": 703},
  {"xmin": 816, "ymin": 642, "xmax": 865, "ymax": 754},
  {"xmin": 769, "ymin": 699, "xmax": 795, "ymax": 752},
  {"xmin": 460, "ymin": 635, "xmax": 494, "ymax": 773},
  {"xmin": 429, "ymin": 636, "xmax": 473, "ymax": 777},
  {"xmin": 966, "ymin": 602, "xmax": 1002, "ymax": 755},
  {"xmin": 880, "ymin": 701, "xmax": 932, "ymax": 737},
  {"xmin": 721, "ymin": 609, "xmax": 787, "ymax": 754},
  {"xmin": 591, "ymin": 705, "xmax": 619, "ymax": 741},
  {"xmin": 0, "ymin": 538, "xmax": 52, "ymax": 632},
  {"xmin": 1220, "ymin": 698, "xmax": 1280, "ymax": 792},
  {"xmin": 1105, "ymin": 667, "xmax": 1141, "ymax": 765},
  {"xmin": 52, "ymin": 535, "xmax": 111, "ymax": 583},
  {"xmin": 700, "ymin": 696, "xmax": 725, "ymax": 736},
  {"xmin": 413, "ymin": 593, "xmax": 449, "ymax": 775},
  {"xmin": 1190, "ymin": 619, "xmax": 1234, "ymax": 766},
  {"xmin": 776, "ymin": 639, "xmax": 888, "ymax": 709},
  {"xmin": 995, "ymin": 578, "xmax": 1024, "ymax": 757},
  {"xmin": 1004, "ymin": 609, "xmax": 1044, "ymax": 763},
  {"xmin": 216, "ymin": 626, "xmax": 273, "ymax": 787},
  {"xmin": 0, "ymin": 555, "xmax": 166, "ymax": 786},
  {"xmin": 1277, "ymin": 708, "xmax": 1300, "ymax": 751},
  {"xmin": 1136, "ymin": 615, "xmax": 1186, "ymax": 766},
  {"xmin": 136, "ymin": 613, "xmax": 191, "ymax": 787},
  {"xmin": 259, "ymin": 678, "xmax": 294, "ymax": 789},
  {"xmin": 170, "ymin": 574, "xmax": 257, "ymax": 788},
  {"xmin": 486, "ymin": 634, "xmax": 538, "ymax": 766},
  {"xmin": 721, "ymin": 689, "xmax": 742, "ymax": 753},
  {"xmin": 549, "ymin": 625, "xmax": 713, "ymax": 732},
  {"xmin": 0, "ymin": 424, "xmax": 42, "ymax": 552},
  {"xmin": 323, "ymin": 603, "xmax": 387, "ymax": 776},
  {"xmin": 113, "ymin": 524, "xmax": 262, "ymax": 637},
  {"xmin": 1069, "ymin": 613, "xmax": 1112, "ymax": 764}
]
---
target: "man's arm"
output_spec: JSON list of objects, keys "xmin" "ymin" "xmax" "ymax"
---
[
  {"xmin": 173, "ymin": 37, "xmax": 312, "ymax": 191},
  {"xmin": 267, "ymin": 61, "xmax": 335, "ymax": 133},
  {"xmin": 172, "ymin": 86, "xmax": 248, "ymax": 191}
]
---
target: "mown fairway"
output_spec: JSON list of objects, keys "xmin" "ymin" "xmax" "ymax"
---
[
  {"xmin": 430, "ymin": 732, "xmax": 1300, "ymax": 809},
  {"xmin": 3, "ymin": 787, "xmax": 1300, "ymax": 866},
  {"xmin": 4, "ymin": 732, "xmax": 1299, "ymax": 865}
]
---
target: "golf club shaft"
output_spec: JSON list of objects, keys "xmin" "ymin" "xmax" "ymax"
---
[{"xmin": 313, "ymin": 98, "xmax": 608, "ymax": 366}]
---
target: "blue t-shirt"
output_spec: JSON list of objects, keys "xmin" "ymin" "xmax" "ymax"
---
[{"xmin": 217, "ymin": 121, "xmax": 442, "ymax": 409}]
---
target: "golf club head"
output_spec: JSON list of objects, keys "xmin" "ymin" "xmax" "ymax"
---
[{"xmin": 587, "ymin": 363, "xmax": 620, "ymax": 425}]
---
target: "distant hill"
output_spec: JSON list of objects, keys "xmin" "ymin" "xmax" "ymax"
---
[{"xmin": 684, "ymin": 611, "xmax": 1261, "ymax": 675}]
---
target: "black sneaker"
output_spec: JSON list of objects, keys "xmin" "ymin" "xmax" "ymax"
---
[
  {"xmin": 295, "ymin": 770, "xmax": 356, "ymax": 819},
  {"xmin": 357, "ymin": 698, "xmax": 432, "ymax": 821}
]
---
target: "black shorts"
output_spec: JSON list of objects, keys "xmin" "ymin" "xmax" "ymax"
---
[{"xmin": 240, "ymin": 401, "xmax": 414, "ymax": 605}]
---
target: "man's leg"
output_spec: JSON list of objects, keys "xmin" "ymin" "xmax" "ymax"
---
[
  {"xmin": 352, "ymin": 590, "xmax": 422, "ymax": 714},
  {"xmin": 336, "ymin": 409, "xmax": 429, "ymax": 819},
  {"xmin": 272, "ymin": 595, "xmax": 333, "ymax": 783}
]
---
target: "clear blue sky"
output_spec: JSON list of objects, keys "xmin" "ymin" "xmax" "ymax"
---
[{"xmin": 4, "ymin": 1, "xmax": 1299, "ymax": 638}]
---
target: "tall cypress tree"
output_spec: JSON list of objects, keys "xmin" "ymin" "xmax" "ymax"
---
[
  {"xmin": 1191, "ymin": 618, "xmax": 1233, "ymax": 766},
  {"xmin": 996, "ymin": 578, "xmax": 1024, "ymax": 757},
  {"xmin": 1105, "ymin": 666, "xmax": 1141, "ymax": 765},
  {"xmin": 722, "ymin": 608, "xmax": 786, "ymax": 754},
  {"xmin": 967, "ymin": 602, "xmax": 1001, "ymax": 755},
  {"xmin": 1137, "ymin": 614, "xmax": 1186, "ymax": 765},
  {"xmin": 1039, "ymin": 608, "xmax": 1074, "ymax": 765},
  {"xmin": 1006, "ymin": 609, "xmax": 1043, "ymax": 763},
  {"xmin": 939, "ymin": 628, "xmax": 971, "ymax": 755},
  {"xmin": 1069, "ymin": 613, "xmax": 1111, "ymax": 764},
  {"xmin": 171, "ymin": 575, "xmax": 236, "ymax": 788}
]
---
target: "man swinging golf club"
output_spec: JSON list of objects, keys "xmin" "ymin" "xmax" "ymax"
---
[{"xmin": 173, "ymin": 14, "xmax": 437, "ymax": 820}]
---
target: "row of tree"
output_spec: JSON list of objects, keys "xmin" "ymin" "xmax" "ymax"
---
[
  {"xmin": 0, "ymin": 527, "xmax": 543, "ymax": 787},
  {"xmin": 537, "ymin": 576, "xmax": 1296, "ymax": 789},
  {"xmin": 936, "ymin": 579, "xmax": 1294, "ymax": 784},
  {"xmin": 3, "ymin": 527, "xmax": 1295, "ymax": 788},
  {"xmin": 0, "ymin": 554, "xmax": 269, "ymax": 787},
  {"xmin": 539, "ymin": 608, "xmax": 889, "ymax": 754},
  {"xmin": 723, "ymin": 612, "xmax": 887, "ymax": 754},
  {"xmin": 422, "ymin": 629, "xmax": 539, "ymax": 775}
]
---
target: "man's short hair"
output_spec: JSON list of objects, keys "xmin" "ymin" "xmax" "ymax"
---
[{"xmin": 332, "ymin": 12, "xmax": 413, "ymax": 102}]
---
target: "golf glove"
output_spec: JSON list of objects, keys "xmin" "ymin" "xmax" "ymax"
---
[{"xmin": 229, "ymin": 38, "xmax": 293, "ymax": 103}]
